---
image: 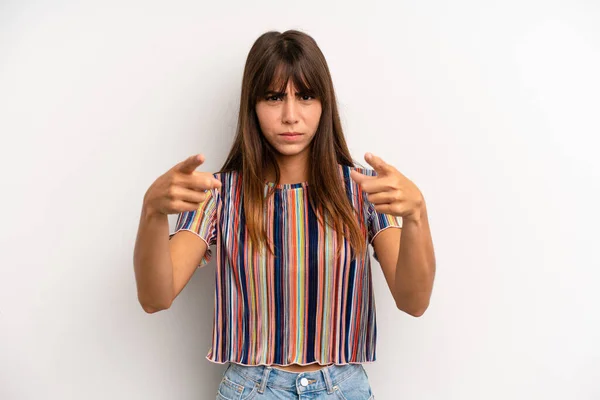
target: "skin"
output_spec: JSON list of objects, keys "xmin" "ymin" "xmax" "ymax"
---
[
  {"xmin": 253, "ymin": 80, "xmax": 435, "ymax": 373},
  {"xmin": 256, "ymin": 79, "xmax": 322, "ymax": 185},
  {"xmin": 350, "ymin": 154, "xmax": 435, "ymax": 317}
]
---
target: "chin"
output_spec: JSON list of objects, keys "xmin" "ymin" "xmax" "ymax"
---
[{"xmin": 275, "ymin": 147, "xmax": 309, "ymax": 157}]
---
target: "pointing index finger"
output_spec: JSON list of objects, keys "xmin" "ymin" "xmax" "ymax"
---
[
  {"xmin": 178, "ymin": 154, "xmax": 205, "ymax": 174},
  {"xmin": 365, "ymin": 152, "xmax": 390, "ymax": 175}
]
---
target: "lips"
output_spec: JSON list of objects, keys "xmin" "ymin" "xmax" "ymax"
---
[
  {"xmin": 278, "ymin": 132, "xmax": 303, "ymax": 141},
  {"xmin": 279, "ymin": 132, "xmax": 303, "ymax": 136}
]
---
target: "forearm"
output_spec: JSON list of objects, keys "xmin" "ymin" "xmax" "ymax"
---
[
  {"xmin": 133, "ymin": 203, "xmax": 175, "ymax": 313},
  {"xmin": 394, "ymin": 202, "xmax": 436, "ymax": 316}
]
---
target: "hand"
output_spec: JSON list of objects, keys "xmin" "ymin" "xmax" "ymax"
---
[
  {"xmin": 143, "ymin": 154, "xmax": 222, "ymax": 216},
  {"xmin": 350, "ymin": 152, "xmax": 424, "ymax": 222}
]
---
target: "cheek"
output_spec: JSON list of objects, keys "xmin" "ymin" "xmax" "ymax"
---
[
  {"xmin": 255, "ymin": 107, "xmax": 276, "ymax": 131},
  {"xmin": 311, "ymin": 103, "xmax": 322, "ymax": 119},
  {"xmin": 309, "ymin": 107, "xmax": 322, "ymax": 127}
]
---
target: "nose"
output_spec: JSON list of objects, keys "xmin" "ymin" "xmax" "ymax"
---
[{"xmin": 282, "ymin": 97, "xmax": 298, "ymax": 125}]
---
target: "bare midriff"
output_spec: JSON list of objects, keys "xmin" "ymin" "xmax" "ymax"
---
[{"xmin": 269, "ymin": 363, "xmax": 334, "ymax": 373}]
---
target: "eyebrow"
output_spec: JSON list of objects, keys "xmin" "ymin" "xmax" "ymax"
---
[{"xmin": 264, "ymin": 90, "xmax": 314, "ymax": 97}]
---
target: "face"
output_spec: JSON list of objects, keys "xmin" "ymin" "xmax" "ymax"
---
[{"xmin": 255, "ymin": 79, "xmax": 322, "ymax": 162}]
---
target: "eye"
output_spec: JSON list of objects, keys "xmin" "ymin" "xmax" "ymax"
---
[
  {"xmin": 300, "ymin": 94, "xmax": 315, "ymax": 101},
  {"xmin": 265, "ymin": 95, "xmax": 282, "ymax": 102}
]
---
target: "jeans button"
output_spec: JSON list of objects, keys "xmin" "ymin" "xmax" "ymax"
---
[{"xmin": 300, "ymin": 377, "xmax": 308, "ymax": 386}]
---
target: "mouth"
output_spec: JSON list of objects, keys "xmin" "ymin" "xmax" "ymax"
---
[{"xmin": 279, "ymin": 132, "xmax": 303, "ymax": 140}]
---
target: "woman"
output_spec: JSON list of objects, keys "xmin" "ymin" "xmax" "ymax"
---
[{"xmin": 134, "ymin": 29, "xmax": 435, "ymax": 399}]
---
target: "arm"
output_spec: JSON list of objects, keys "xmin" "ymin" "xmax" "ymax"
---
[
  {"xmin": 373, "ymin": 202, "xmax": 435, "ymax": 317},
  {"xmin": 133, "ymin": 205, "xmax": 207, "ymax": 313},
  {"xmin": 134, "ymin": 154, "xmax": 220, "ymax": 313}
]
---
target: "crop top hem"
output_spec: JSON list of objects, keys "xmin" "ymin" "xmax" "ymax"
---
[{"xmin": 205, "ymin": 355, "xmax": 375, "ymax": 367}]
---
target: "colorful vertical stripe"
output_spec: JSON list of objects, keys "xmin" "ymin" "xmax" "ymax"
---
[{"xmin": 170, "ymin": 164, "xmax": 402, "ymax": 366}]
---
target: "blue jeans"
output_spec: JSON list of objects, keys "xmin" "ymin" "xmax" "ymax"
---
[{"xmin": 216, "ymin": 362, "xmax": 375, "ymax": 399}]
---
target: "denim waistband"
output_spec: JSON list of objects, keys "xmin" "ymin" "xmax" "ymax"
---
[{"xmin": 228, "ymin": 362, "xmax": 364, "ymax": 396}]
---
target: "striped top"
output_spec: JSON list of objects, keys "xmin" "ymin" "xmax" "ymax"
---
[{"xmin": 169, "ymin": 163, "xmax": 402, "ymax": 366}]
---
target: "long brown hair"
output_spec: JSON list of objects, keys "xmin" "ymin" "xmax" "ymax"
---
[{"xmin": 219, "ymin": 29, "xmax": 366, "ymax": 258}]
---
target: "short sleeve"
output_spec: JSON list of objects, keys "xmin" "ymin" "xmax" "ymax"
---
[
  {"xmin": 360, "ymin": 167, "xmax": 403, "ymax": 262},
  {"xmin": 367, "ymin": 200, "xmax": 403, "ymax": 244},
  {"xmin": 168, "ymin": 186, "xmax": 218, "ymax": 268}
]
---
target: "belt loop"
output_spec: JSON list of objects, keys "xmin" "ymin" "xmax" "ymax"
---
[
  {"xmin": 320, "ymin": 365, "xmax": 335, "ymax": 394},
  {"xmin": 258, "ymin": 366, "xmax": 272, "ymax": 394}
]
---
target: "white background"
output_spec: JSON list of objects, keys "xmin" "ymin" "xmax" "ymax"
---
[{"xmin": 1, "ymin": 0, "xmax": 599, "ymax": 399}]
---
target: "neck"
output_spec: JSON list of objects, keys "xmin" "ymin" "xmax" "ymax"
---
[{"xmin": 266, "ymin": 153, "xmax": 310, "ymax": 184}]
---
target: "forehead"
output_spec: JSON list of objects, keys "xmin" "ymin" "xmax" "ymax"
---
[
  {"xmin": 267, "ymin": 64, "xmax": 308, "ymax": 92},
  {"xmin": 268, "ymin": 79, "xmax": 297, "ymax": 92}
]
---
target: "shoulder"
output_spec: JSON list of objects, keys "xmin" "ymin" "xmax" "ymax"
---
[
  {"xmin": 337, "ymin": 163, "xmax": 377, "ymax": 186},
  {"xmin": 209, "ymin": 170, "xmax": 240, "ymax": 200},
  {"xmin": 346, "ymin": 163, "xmax": 377, "ymax": 177},
  {"xmin": 211, "ymin": 169, "xmax": 240, "ymax": 185},
  {"xmin": 338, "ymin": 163, "xmax": 376, "ymax": 177},
  {"xmin": 212, "ymin": 169, "xmax": 234, "ymax": 179},
  {"xmin": 336, "ymin": 163, "xmax": 376, "ymax": 205}
]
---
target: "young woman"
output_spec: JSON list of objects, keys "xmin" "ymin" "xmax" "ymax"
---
[{"xmin": 134, "ymin": 30, "xmax": 435, "ymax": 399}]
